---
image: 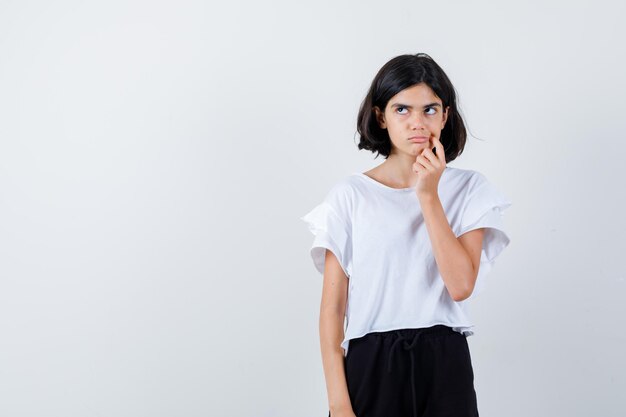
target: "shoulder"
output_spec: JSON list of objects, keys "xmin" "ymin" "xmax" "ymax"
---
[
  {"xmin": 444, "ymin": 166, "xmax": 483, "ymax": 179},
  {"xmin": 328, "ymin": 174, "xmax": 357, "ymax": 192},
  {"xmin": 323, "ymin": 175, "xmax": 359, "ymax": 206},
  {"xmin": 442, "ymin": 166, "xmax": 485, "ymax": 192},
  {"xmin": 446, "ymin": 167, "xmax": 512, "ymax": 209}
]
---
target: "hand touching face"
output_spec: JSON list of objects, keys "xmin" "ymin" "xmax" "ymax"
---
[
  {"xmin": 373, "ymin": 82, "xmax": 449, "ymax": 159},
  {"xmin": 412, "ymin": 135, "xmax": 447, "ymax": 199}
]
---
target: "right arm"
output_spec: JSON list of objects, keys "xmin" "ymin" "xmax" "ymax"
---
[{"xmin": 319, "ymin": 249, "xmax": 355, "ymax": 416}]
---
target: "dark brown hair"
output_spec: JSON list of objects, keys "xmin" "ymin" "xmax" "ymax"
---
[{"xmin": 356, "ymin": 53, "xmax": 467, "ymax": 162}]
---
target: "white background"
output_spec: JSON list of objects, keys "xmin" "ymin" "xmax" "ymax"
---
[{"xmin": 1, "ymin": 1, "xmax": 624, "ymax": 416}]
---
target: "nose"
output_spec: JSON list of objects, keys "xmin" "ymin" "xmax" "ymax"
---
[{"xmin": 409, "ymin": 112, "xmax": 425, "ymax": 129}]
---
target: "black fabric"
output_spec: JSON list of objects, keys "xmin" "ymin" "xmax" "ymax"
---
[{"xmin": 328, "ymin": 325, "xmax": 479, "ymax": 417}]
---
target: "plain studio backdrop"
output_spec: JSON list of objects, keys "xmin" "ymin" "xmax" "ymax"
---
[{"xmin": 0, "ymin": 0, "xmax": 625, "ymax": 416}]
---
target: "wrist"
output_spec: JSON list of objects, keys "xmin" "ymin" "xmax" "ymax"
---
[
  {"xmin": 417, "ymin": 192, "xmax": 438, "ymax": 203},
  {"xmin": 330, "ymin": 402, "xmax": 353, "ymax": 413}
]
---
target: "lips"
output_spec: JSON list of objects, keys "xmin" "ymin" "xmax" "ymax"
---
[{"xmin": 409, "ymin": 136, "xmax": 429, "ymax": 143}]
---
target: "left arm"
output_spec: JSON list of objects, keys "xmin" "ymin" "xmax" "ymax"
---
[
  {"xmin": 413, "ymin": 135, "xmax": 485, "ymax": 302},
  {"xmin": 420, "ymin": 195, "xmax": 485, "ymax": 302}
]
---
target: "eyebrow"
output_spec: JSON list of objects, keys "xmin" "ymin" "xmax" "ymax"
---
[{"xmin": 390, "ymin": 102, "xmax": 441, "ymax": 109}]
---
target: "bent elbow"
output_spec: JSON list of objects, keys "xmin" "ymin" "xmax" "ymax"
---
[
  {"xmin": 451, "ymin": 292, "xmax": 466, "ymax": 302},
  {"xmin": 452, "ymin": 268, "xmax": 479, "ymax": 302},
  {"xmin": 451, "ymin": 284, "xmax": 475, "ymax": 302}
]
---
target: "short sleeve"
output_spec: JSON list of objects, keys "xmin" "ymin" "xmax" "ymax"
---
[
  {"xmin": 457, "ymin": 172, "xmax": 513, "ymax": 299},
  {"xmin": 300, "ymin": 201, "xmax": 352, "ymax": 278}
]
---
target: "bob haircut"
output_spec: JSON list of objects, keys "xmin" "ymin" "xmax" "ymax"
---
[{"xmin": 356, "ymin": 53, "xmax": 467, "ymax": 162}]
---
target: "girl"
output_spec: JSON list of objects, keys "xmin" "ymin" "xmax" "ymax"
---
[{"xmin": 301, "ymin": 53, "xmax": 512, "ymax": 417}]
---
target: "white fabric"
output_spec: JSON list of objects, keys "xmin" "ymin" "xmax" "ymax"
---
[{"xmin": 300, "ymin": 166, "xmax": 512, "ymax": 357}]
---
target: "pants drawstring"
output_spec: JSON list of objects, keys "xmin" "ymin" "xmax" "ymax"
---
[{"xmin": 386, "ymin": 330, "xmax": 423, "ymax": 417}]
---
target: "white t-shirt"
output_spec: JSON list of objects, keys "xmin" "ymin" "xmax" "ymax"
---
[{"xmin": 300, "ymin": 166, "xmax": 512, "ymax": 357}]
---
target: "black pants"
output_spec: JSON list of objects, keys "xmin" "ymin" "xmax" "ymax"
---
[{"xmin": 328, "ymin": 324, "xmax": 479, "ymax": 417}]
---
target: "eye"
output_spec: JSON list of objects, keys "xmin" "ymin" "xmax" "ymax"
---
[
  {"xmin": 396, "ymin": 106, "xmax": 408, "ymax": 115},
  {"xmin": 425, "ymin": 107, "xmax": 437, "ymax": 115}
]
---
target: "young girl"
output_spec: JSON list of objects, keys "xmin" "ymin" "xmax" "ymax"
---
[{"xmin": 301, "ymin": 53, "xmax": 512, "ymax": 417}]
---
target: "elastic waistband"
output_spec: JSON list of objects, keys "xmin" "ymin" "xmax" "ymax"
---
[{"xmin": 366, "ymin": 324, "xmax": 457, "ymax": 340}]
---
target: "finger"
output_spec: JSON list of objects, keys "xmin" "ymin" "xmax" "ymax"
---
[
  {"xmin": 420, "ymin": 146, "xmax": 441, "ymax": 170},
  {"xmin": 416, "ymin": 155, "xmax": 434, "ymax": 171},
  {"xmin": 421, "ymin": 147, "xmax": 438, "ymax": 164},
  {"xmin": 432, "ymin": 136, "xmax": 446, "ymax": 163},
  {"xmin": 413, "ymin": 157, "xmax": 427, "ymax": 170}
]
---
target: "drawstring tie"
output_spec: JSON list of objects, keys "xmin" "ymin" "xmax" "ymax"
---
[{"xmin": 386, "ymin": 330, "xmax": 423, "ymax": 417}]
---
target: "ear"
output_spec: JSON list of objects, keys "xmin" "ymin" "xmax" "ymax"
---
[{"xmin": 373, "ymin": 106, "xmax": 386, "ymax": 129}]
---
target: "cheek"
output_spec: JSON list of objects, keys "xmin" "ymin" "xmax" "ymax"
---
[
  {"xmin": 388, "ymin": 123, "xmax": 402, "ymax": 134},
  {"xmin": 430, "ymin": 119, "xmax": 444, "ymax": 131}
]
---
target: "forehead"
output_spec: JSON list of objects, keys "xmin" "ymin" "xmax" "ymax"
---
[{"xmin": 388, "ymin": 83, "xmax": 441, "ymax": 105}]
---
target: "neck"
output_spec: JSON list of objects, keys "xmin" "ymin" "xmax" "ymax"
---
[{"xmin": 381, "ymin": 152, "xmax": 419, "ymax": 188}]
